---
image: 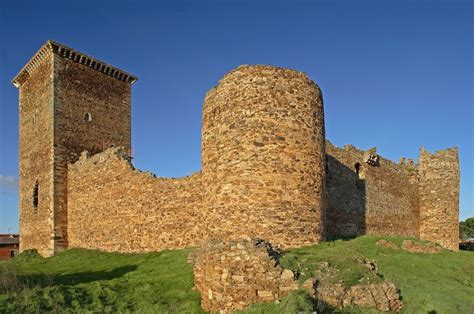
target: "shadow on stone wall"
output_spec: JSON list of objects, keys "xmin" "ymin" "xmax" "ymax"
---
[{"xmin": 326, "ymin": 154, "xmax": 366, "ymax": 240}]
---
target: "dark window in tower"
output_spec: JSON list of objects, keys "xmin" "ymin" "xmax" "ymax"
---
[
  {"xmin": 32, "ymin": 181, "xmax": 39, "ymax": 210},
  {"xmin": 84, "ymin": 112, "xmax": 92, "ymax": 122}
]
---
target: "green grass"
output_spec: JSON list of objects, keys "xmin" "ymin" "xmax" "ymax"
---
[
  {"xmin": 277, "ymin": 236, "xmax": 474, "ymax": 313},
  {"xmin": 1, "ymin": 236, "xmax": 473, "ymax": 313},
  {"xmin": 0, "ymin": 248, "xmax": 204, "ymax": 313}
]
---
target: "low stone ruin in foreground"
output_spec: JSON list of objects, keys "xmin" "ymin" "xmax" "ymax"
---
[
  {"xmin": 193, "ymin": 238, "xmax": 298, "ymax": 312},
  {"xmin": 192, "ymin": 238, "xmax": 404, "ymax": 313}
]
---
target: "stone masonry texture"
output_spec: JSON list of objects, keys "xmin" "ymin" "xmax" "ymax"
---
[
  {"xmin": 13, "ymin": 41, "xmax": 460, "ymax": 256},
  {"xmin": 14, "ymin": 41, "xmax": 133, "ymax": 255},
  {"xmin": 67, "ymin": 148, "xmax": 204, "ymax": 252},
  {"xmin": 202, "ymin": 65, "xmax": 326, "ymax": 247},
  {"xmin": 193, "ymin": 238, "xmax": 298, "ymax": 312},
  {"xmin": 418, "ymin": 148, "xmax": 460, "ymax": 251},
  {"xmin": 325, "ymin": 141, "xmax": 420, "ymax": 239},
  {"xmin": 18, "ymin": 49, "xmax": 55, "ymax": 257},
  {"xmin": 52, "ymin": 50, "xmax": 132, "ymax": 253}
]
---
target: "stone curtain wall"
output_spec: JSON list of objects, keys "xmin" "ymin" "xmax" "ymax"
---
[
  {"xmin": 18, "ymin": 51, "xmax": 55, "ymax": 257},
  {"xmin": 67, "ymin": 148, "xmax": 205, "ymax": 253},
  {"xmin": 201, "ymin": 65, "xmax": 326, "ymax": 248},
  {"xmin": 419, "ymin": 148, "xmax": 460, "ymax": 251},
  {"xmin": 326, "ymin": 141, "xmax": 420, "ymax": 239},
  {"xmin": 52, "ymin": 55, "xmax": 132, "ymax": 252},
  {"xmin": 15, "ymin": 40, "xmax": 460, "ymax": 256}
]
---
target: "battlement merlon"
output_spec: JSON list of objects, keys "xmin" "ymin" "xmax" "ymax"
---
[{"xmin": 12, "ymin": 40, "xmax": 138, "ymax": 88}]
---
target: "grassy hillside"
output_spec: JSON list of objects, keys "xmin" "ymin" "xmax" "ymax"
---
[{"xmin": 1, "ymin": 236, "xmax": 473, "ymax": 313}]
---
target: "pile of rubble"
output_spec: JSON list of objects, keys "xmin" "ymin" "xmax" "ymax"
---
[
  {"xmin": 192, "ymin": 238, "xmax": 405, "ymax": 312},
  {"xmin": 302, "ymin": 261, "xmax": 403, "ymax": 312},
  {"xmin": 193, "ymin": 238, "xmax": 298, "ymax": 312},
  {"xmin": 401, "ymin": 240, "xmax": 441, "ymax": 254},
  {"xmin": 376, "ymin": 239, "xmax": 400, "ymax": 250}
]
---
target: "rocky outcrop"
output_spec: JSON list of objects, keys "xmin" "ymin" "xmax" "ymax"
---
[{"xmin": 193, "ymin": 238, "xmax": 298, "ymax": 313}]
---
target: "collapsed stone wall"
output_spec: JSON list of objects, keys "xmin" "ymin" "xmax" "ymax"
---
[
  {"xmin": 419, "ymin": 148, "xmax": 460, "ymax": 251},
  {"xmin": 325, "ymin": 141, "xmax": 420, "ymax": 239},
  {"xmin": 67, "ymin": 147, "xmax": 205, "ymax": 253},
  {"xmin": 193, "ymin": 238, "xmax": 298, "ymax": 312},
  {"xmin": 202, "ymin": 65, "xmax": 326, "ymax": 248}
]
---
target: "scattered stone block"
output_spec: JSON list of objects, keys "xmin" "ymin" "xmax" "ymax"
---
[
  {"xmin": 376, "ymin": 239, "xmax": 399, "ymax": 250},
  {"xmin": 401, "ymin": 240, "xmax": 441, "ymax": 254}
]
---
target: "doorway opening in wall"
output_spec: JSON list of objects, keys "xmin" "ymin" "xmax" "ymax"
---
[
  {"xmin": 354, "ymin": 163, "xmax": 362, "ymax": 176},
  {"xmin": 33, "ymin": 180, "xmax": 39, "ymax": 210}
]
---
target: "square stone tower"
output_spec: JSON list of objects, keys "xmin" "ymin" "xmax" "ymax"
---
[{"xmin": 12, "ymin": 40, "xmax": 137, "ymax": 256}]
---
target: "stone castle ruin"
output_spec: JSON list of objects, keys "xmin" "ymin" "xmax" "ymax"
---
[{"xmin": 13, "ymin": 41, "xmax": 460, "ymax": 257}]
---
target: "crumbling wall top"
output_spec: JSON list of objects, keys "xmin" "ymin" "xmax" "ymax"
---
[
  {"xmin": 326, "ymin": 140, "xmax": 418, "ymax": 172},
  {"xmin": 70, "ymin": 146, "xmax": 200, "ymax": 181},
  {"xmin": 419, "ymin": 146, "xmax": 459, "ymax": 159}
]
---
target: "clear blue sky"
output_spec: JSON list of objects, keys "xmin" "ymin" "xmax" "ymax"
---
[{"xmin": 0, "ymin": 0, "xmax": 472, "ymax": 233}]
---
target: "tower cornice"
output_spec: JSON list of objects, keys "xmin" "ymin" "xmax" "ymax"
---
[{"xmin": 12, "ymin": 40, "xmax": 138, "ymax": 88}]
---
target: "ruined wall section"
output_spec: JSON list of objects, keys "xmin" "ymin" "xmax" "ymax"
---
[
  {"xmin": 325, "ymin": 141, "xmax": 419, "ymax": 239},
  {"xmin": 67, "ymin": 147, "xmax": 204, "ymax": 253},
  {"xmin": 419, "ymin": 148, "xmax": 460, "ymax": 251},
  {"xmin": 194, "ymin": 239, "xmax": 298, "ymax": 312},
  {"xmin": 52, "ymin": 55, "xmax": 132, "ymax": 251},
  {"xmin": 202, "ymin": 65, "xmax": 326, "ymax": 248},
  {"xmin": 18, "ymin": 52, "xmax": 55, "ymax": 256}
]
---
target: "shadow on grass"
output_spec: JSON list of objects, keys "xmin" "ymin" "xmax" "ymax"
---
[
  {"xmin": 325, "ymin": 235, "xmax": 360, "ymax": 242},
  {"xmin": 17, "ymin": 265, "xmax": 138, "ymax": 287}
]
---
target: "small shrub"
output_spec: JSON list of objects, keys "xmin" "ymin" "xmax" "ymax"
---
[
  {"xmin": 0, "ymin": 264, "xmax": 23, "ymax": 293},
  {"xmin": 14, "ymin": 249, "xmax": 42, "ymax": 263}
]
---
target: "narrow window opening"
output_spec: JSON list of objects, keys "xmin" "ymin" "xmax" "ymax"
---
[
  {"xmin": 10, "ymin": 251, "xmax": 15, "ymax": 258},
  {"xmin": 84, "ymin": 112, "xmax": 92, "ymax": 122},
  {"xmin": 32, "ymin": 180, "xmax": 39, "ymax": 210},
  {"xmin": 354, "ymin": 163, "xmax": 362, "ymax": 176}
]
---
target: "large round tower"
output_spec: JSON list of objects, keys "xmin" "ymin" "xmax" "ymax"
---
[{"xmin": 202, "ymin": 65, "xmax": 326, "ymax": 248}]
